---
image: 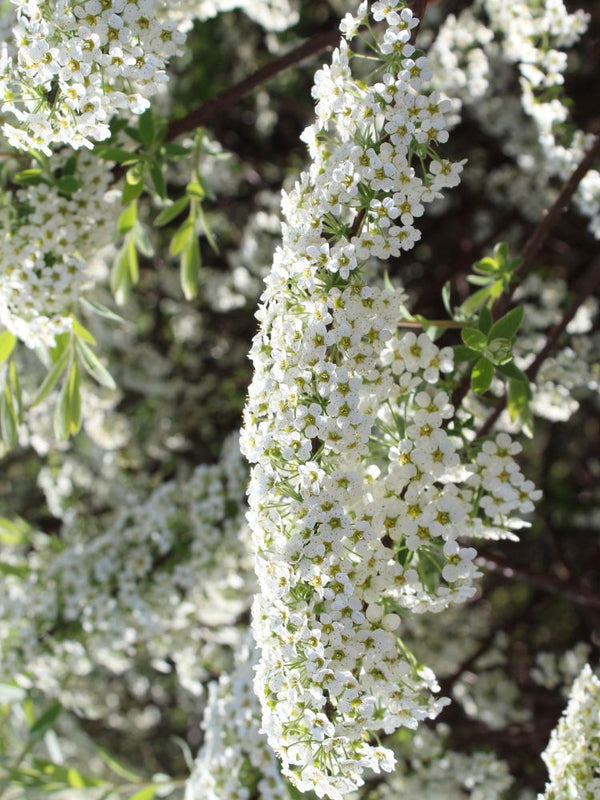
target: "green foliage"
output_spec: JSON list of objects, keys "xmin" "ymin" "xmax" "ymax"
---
[{"xmin": 461, "ymin": 242, "xmax": 523, "ymax": 314}]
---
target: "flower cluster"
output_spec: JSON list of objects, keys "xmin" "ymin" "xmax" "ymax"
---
[
  {"xmin": 0, "ymin": 149, "xmax": 119, "ymax": 348},
  {"xmin": 514, "ymin": 275, "xmax": 599, "ymax": 423},
  {"xmin": 360, "ymin": 724, "xmax": 513, "ymax": 800},
  {"xmin": 0, "ymin": 435, "xmax": 252, "ymax": 702},
  {"xmin": 539, "ymin": 663, "xmax": 600, "ymax": 799},
  {"xmin": 241, "ymin": 3, "xmax": 539, "ymax": 797},
  {"xmin": 429, "ymin": 0, "xmax": 600, "ymax": 237},
  {"xmin": 0, "ymin": 0, "xmax": 186, "ymax": 153},
  {"xmin": 186, "ymin": 638, "xmax": 291, "ymax": 800}
]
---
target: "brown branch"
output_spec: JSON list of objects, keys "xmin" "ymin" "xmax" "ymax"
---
[
  {"xmin": 165, "ymin": 22, "xmax": 341, "ymax": 143},
  {"xmin": 476, "ymin": 255, "xmax": 600, "ymax": 437},
  {"xmin": 476, "ymin": 550, "xmax": 600, "ymax": 610}
]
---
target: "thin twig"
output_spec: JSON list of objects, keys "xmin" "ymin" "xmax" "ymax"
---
[{"xmin": 476, "ymin": 550, "xmax": 600, "ymax": 610}]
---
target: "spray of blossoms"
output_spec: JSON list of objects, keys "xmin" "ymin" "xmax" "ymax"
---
[
  {"xmin": 429, "ymin": 0, "xmax": 600, "ymax": 238},
  {"xmin": 0, "ymin": 0, "xmax": 186, "ymax": 154},
  {"xmin": 241, "ymin": 2, "xmax": 539, "ymax": 797},
  {"xmin": 539, "ymin": 663, "xmax": 600, "ymax": 799}
]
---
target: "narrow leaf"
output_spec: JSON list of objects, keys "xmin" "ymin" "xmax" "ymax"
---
[
  {"xmin": 149, "ymin": 161, "xmax": 166, "ymax": 200},
  {"xmin": 180, "ymin": 235, "xmax": 201, "ymax": 301},
  {"xmin": 154, "ymin": 196, "xmax": 190, "ymax": 227},
  {"xmin": 0, "ymin": 391, "xmax": 17, "ymax": 445},
  {"xmin": 170, "ymin": 217, "xmax": 194, "ymax": 256},
  {"xmin": 138, "ymin": 107, "xmax": 155, "ymax": 147},
  {"xmin": 127, "ymin": 234, "xmax": 139, "ymax": 284},
  {"xmin": 80, "ymin": 297, "xmax": 126, "ymax": 325},
  {"xmin": 118, "ymin": 202, "xmax": 137, "ymax": 235},
  {"xmin": 53, "ymin": 379, "xmax": 70, "ymax": 440},
  {"xmin": 95, "ymin": 147, "xmax": 139, "ymax": 164},
  {"xmin": 67, "ymin": 362, "xmax": 81, "ymax": 435},
  {"xmin": 31, "ymin": 346, "xmax": 70, "ymax": 407},
  {"xmin": 71, "ymin": 317, "xmax": 97, "ymax": 346},
  {"xmin": 478, "ymin": 307, "xmax": 492, "ymax": 334},
  {"xmin": 76, "ymin": 340, "xmax": 117, "ymax": 391}
]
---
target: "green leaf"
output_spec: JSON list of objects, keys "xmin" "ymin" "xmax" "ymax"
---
[
  {"xmin": 484, "ymin": 337, "xmax": 514, "ymax": 365},
  {"xmin": 473, "ymin": 256, "xmax": 498, "ymax": 275},
  {"xmin": 0, "ymin": 389, "xmax": 18, "ymax": 445},
  {"xmin": 8, "ymin": 359, "xmax": 22, "ymax": 417},
  {"xmin": 467, "ymin": 274, "xmax": 494, "ymax": 286},
  {"xmin": 471, "ymin": 356, "xmax": 494, "ymax": 394},
  {"xmin": 441, "ymin": 281, "xmax": 452, "ymax": 316},
  {"xmin": 180, "ymin": 234, "xmax": 201, "ymax": 301},
  {"xmin": 127, "ymin": 234, "xmax": 139, "ymax": 284},
  {"xmin": 71, "ymin": 317, "xmax": 97, "ymax": 346},
  {"xmin": 118, "ymin": 202, "xmax": 137, "ymax": 235},
  {"xmin": 122, "ymin": 176, "xmax": 144, "ymax": 205},
  {"xmin": 53, "ymin": 377, "xmax": 71, "ymax": 440},
  {"xmin": 170, "ymin": 217, "xmax": 194, "ymax": 256},
  {"xmin": 138, "ymin": 107, "xmax": 155, "ymax": 147},
  {"xmin": 493, "ymin": 241, "xmax": 509, "ymax": 263},
  {"xmin": 129, "ymin": 786, "xmax": 157, "ymax": 800},
  {"xmin": 488, "ymin": 306, "xmax": 524, "ymax": 341},
  {"xmin": 29, "ymin": 700, "xmax": 62, "ymax": 740},
  {"xmin": 461, "ymin": 286, "xmax": 494, "ymax": 315},
  {"xmin": 161, "ymin": 143, "xmax": 190, "ymax": 158},
  {"xmin": 133, "ymin": 221, "xmax": 154, "ymax": 257},
  {"xmin": 14, "ymin": 168, "xmax": 45, "ymax": 185},
  {"xmin": 80, "ymin": 297, "xmax": 126, "ymax": 325},
  {"xmin": 453, "ymin": 344, "xmax": 479, "ymax": 362},
  {"xmin": 0, "ymin": 330, "xmax": 16, "ymax": 362},
  {"xmin": 496, "ymin": 361, "xmax": 531, "ymax": 387},
  {"xmin": 149, "ymin": 161, "xmax": 166, "ymax": 200},
  {"xmin": 154, "ymin": 196, "xmax": 190, "ymax": 227},
  {"xmin": 62, "ymin": 155, "xmax": 77, "ymax": 175},
  {"xmin": 56, "ymin": 175, "xmax": 80, "ymax": 195},
  {"xmin": 508, "ymin": 378, "xmax": 534, "ymax": 437},
  {"xmin": 31, "ymin": 345, "xmax": 71, "ymax": 407},
  {"xmin": 198, "ymin": 203, "xmax": 218, "ymax": 252},
  {"xmin": 95, "ymin": 147, "xmax": 139, "ymax": 164},
  {"xmin": 461, "ymin": 327, "xmax": 488, "ymax": 352},
  {"xmin": 66, "ymin": 362, "xmax": 81, "ymax": 435},
  {"xmin": 75, "ymin": 340, "xmax": 116, "ymax": 391},
  {"xmin": 478, "ymin": 306, "xmax": 492, "ymax": 334},
  {"xmin": 111, "ymin": 243, "xmax": 133, "ymax": 306}
]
